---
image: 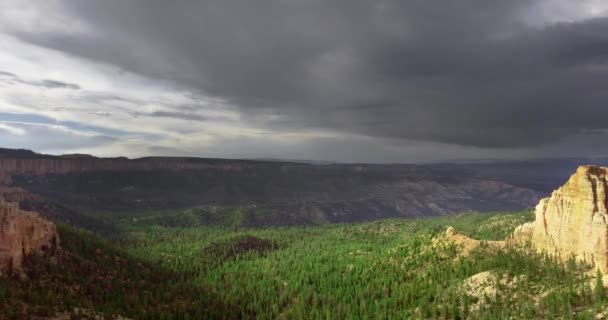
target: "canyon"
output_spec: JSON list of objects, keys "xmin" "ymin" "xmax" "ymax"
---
[
  {"xmin": 0, "ymin": 148, "xmax": 545, "ymax": 228},
  {"xmin": 3, "ymin": 148, "xmax": 608, "ymax": 318},
  {"xmin": 2, "ymin": 148, "xmax": 608, "ymax": 230}
]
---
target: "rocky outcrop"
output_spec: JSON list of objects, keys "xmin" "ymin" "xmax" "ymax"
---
[
  {"xmin": 510, "ymin": 222, "xmax": 534, "ymax": 245},
  {"xmin": 461, "ymin": 271, "xmax": 523, "ymax": 309},
  {"xmin": 513, "ymin": 165, "xmax": 608, "ymax": 272},
  {"xmin": 0, "ymin": 196, "xmax": 59, "ymax": 271},
  {"xmin": 438, "ymin": 227, "xmax": 505, "ymax": 257}
]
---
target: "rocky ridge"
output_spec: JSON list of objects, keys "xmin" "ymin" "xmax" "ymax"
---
[
  {"xmin": 439, "ymin": 227, "xmax": 505, "ymax": 257},
  {"xmin": 0, "ymin": 157, "xmax": 252, "ymax": 176},
  {"xmin": 0, "ymin": 147, "xmax": 275, "ymax": 181}
]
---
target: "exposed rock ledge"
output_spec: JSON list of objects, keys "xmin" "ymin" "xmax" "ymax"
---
[
  {"xmin": 513, "ymin": 165, "xmax": 608, "ymax": 272},
  {"xmin": 439, "ymin": 227, "xmax": 505, "ymax": 257},
  {"xmin": 0, "ymin": 196, "xmax": 59, "ymax": 271}
]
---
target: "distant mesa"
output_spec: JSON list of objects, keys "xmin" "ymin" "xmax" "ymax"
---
[
  {"xmin": 0, "ymin": 147, "xmax": 270, "ymax": 177},
  {"xmin": 513, "ymin": 165, "xmax": 608, "ymax": 272}
]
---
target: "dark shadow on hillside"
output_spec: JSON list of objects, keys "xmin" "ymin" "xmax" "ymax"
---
[{"xmin": 0, "ymin": 224, "xmax": 247, "ymax": 319}]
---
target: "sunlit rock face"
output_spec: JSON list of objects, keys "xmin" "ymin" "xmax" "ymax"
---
[
  {"xmin": 514, "ymin": 166, "xmax": 608, "ymax": 272},
  {"xmin": 0, "ymin": 197, "xmax": 59, "ymax": 271}
]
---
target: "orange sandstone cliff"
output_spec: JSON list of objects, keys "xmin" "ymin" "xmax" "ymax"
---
[{"xmin": 0, "ymin": 196, "xmax": 59, "ymax": 271}]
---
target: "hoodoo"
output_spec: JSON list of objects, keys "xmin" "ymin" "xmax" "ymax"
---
[
  {"xmin": 0, "ymin": 196, "xmax": 59, "ymax": 271},
  {"xmin": 513, "ymin": 165, "xmax": 608, "ymax": 272}
]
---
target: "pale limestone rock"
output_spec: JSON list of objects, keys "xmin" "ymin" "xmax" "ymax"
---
[
  {"xmin": 511, "ymin": 221, "xmax": 534, "ymax": 245},
  {"xmin": 460, "ymin": 271, "xmax": 524, "ymax": 312},
  {"xmin": 446, "ymin": 226, "xmax": 457, "ymax": 237},
  {"xmin": 462, "ymin": 271, "xmax": 499, "ymax": 302},
  {"xmin": 514, "ymin": 165, "xmax": 608, "ymax": 272},
  {"xmin": 438, "ymin": 226, "xmax": 505, "ymax": 257}
]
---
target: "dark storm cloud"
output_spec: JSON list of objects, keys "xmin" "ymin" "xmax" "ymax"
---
[{"xmin": 12, "ymin": 0, "xmax": 608, "ymax": 148}]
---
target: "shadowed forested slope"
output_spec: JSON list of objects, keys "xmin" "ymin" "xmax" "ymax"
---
[{"xmin": 0, "ymin": 225, "xmax": 238, "ymax": 319}]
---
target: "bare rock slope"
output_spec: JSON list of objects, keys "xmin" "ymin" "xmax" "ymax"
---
[
  {"xmin": 514, "ymin": 165, "xmax": 608, "ymax": 272},
  {"xmin": 0, "ymin": 196, "xmax": 59, "ymax": 271}
]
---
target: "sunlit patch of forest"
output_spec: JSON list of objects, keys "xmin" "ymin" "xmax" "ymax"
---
[{"xmin": 2, "ymin": 210, "xmax": 607, "ymax": 319}]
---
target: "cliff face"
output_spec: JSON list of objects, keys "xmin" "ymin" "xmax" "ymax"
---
[
  {"xmin": 514, "ymin": 165, "xmax": 608, "ymax": 272},
  {"xmin": 0, "ymin": 196, "xmax": 59, "ymax": 271},
  {"xmin": 0, "ymin": 158, "xmax": 253, "ymax": 176}
]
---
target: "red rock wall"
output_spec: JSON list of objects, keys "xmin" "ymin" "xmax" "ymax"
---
[{"xmin": 0, "ymin": 158, "xmax": 250, "ymax": 177}]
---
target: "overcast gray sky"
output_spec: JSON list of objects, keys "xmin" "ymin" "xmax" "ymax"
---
[{"xmin": 0, "ymin": 0, "xmax": 607, "ymax": 163}]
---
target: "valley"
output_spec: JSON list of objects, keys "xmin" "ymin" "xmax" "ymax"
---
[
  {"xmin": 3, "ymin": 210, "xmax": 607, "ymax": 319},
  {"xmin": 2, "ymin": 149, "xmax": 608, "ymax": 319},
  {"xmin": 4, "ymin": 148, "xmax": 604, "ymax": 230},
  {"xmin": 2, "ymin": 1, "xmax": 606, "ymax": 318}
]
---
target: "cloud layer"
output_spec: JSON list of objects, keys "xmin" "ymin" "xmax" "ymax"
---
[{"xmin": 1, "ymin": 0, "xmax": 608, "ymax": 162}]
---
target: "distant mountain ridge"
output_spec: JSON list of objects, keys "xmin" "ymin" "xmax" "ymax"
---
[
  {"xmin": 0, "ymin": 148, "xmax": 293, "ymax": 181},
  {"xmin": 0, "ymin": 148, "xmax": 54, "ymax": 159},
  {"xmin": 2, "ymin": 147, "xmax": 606, "ymax": 230}
]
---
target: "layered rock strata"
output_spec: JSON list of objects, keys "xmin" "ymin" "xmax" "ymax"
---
[{"xmin": 0, "ymin": 158, "xmax": 251, "ymax": 176}]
